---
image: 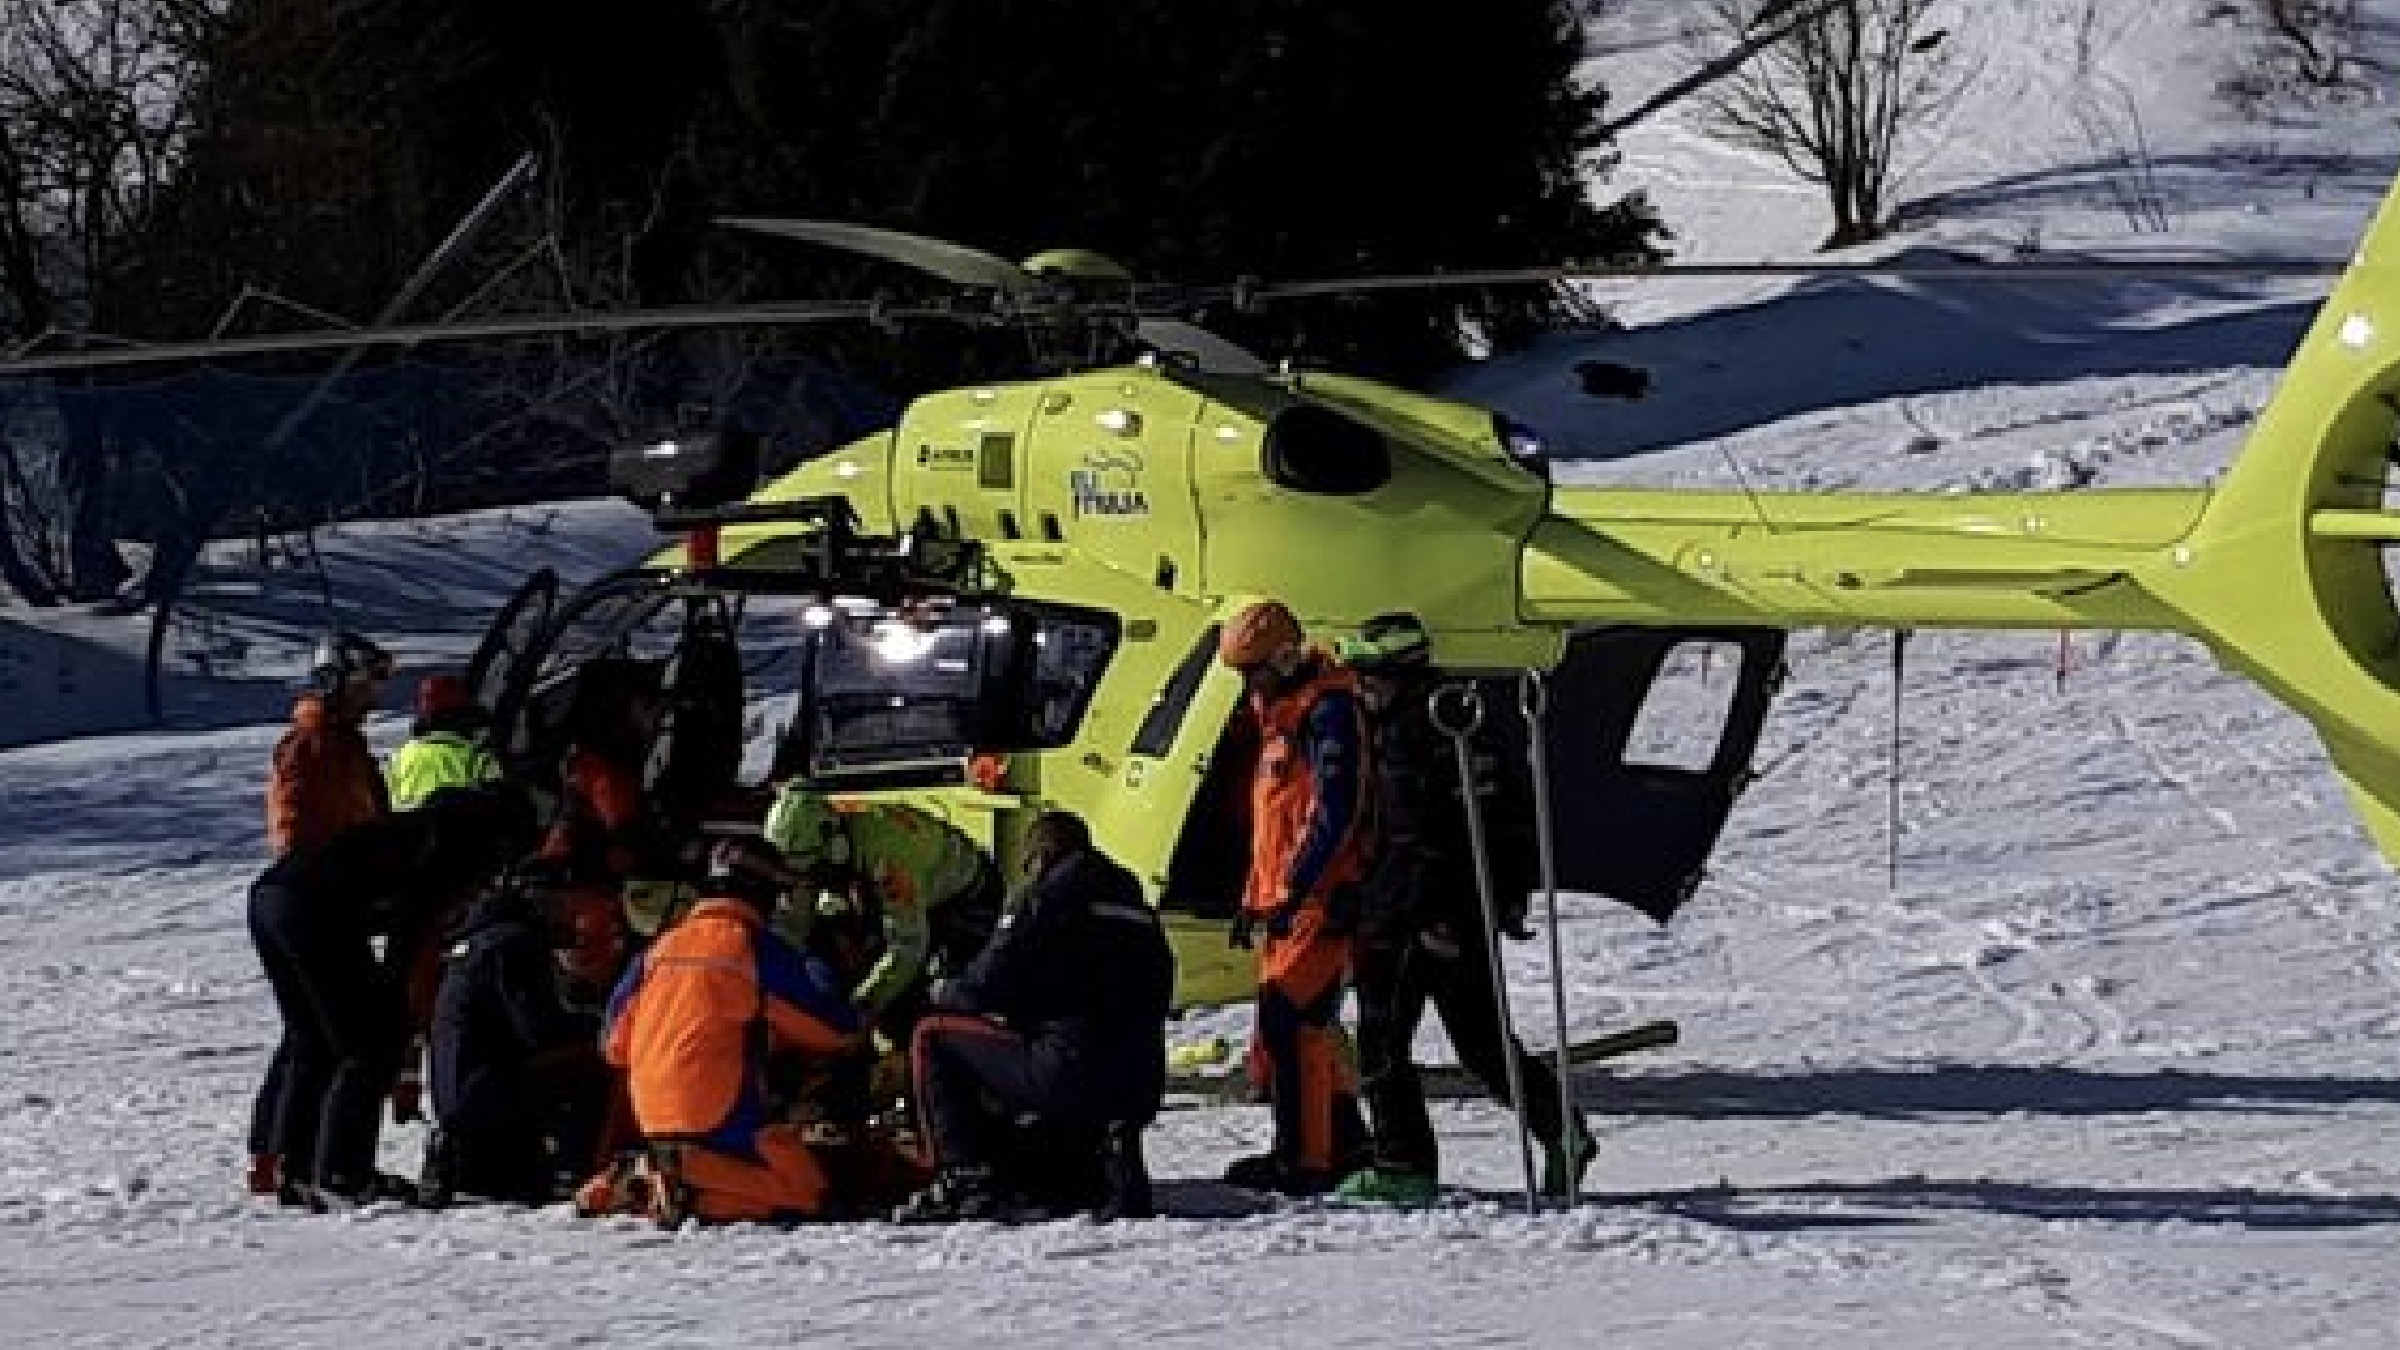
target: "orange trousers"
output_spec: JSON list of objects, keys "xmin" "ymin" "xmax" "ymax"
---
[
  {"xmin": 1255, "ymin": 905, "xmax": 1364, "ymax": 1174},
  {"xmin": 676, "ymin": 1125, "xmax": 834, "ymax": 1223}
]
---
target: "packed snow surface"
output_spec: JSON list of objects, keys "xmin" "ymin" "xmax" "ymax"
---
[{"xmin": 6, "ymin": 1, "xmax": 2400, "ymax": 1344}]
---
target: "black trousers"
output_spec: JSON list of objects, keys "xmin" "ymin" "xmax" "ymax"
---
[
  {"xmin": 246, "ymin": 1047, "xmax": 287, "ymax": 1157},
  {"xmin": 912, "ymin": 1014, "xmax": 1062, "ymax": 1173},
  {"xmin": 910, "ymin": 1014, "xmax": 1151, "ymax": 1216},
  {"xmin": 1353, "ymin": 919, "xmax": 1574, "ymax": 1176},
  {"xmin": 248, "ymin": 884, "xmax": 407, "ymax": 1190},
  {"xmin": 426, "ymin": 1055, "xmax": 612, "ymax": 1205}
]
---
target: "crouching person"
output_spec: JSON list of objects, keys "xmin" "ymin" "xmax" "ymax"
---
[
  {"xmin": 420, "ymin": 878, "xmax": 609, "ymax": 1207},
  {"xmin": 896, "ymin": 812, "xmax": 1175, "ymax": 1223},
  {"xmin": 596, "ymin": 836, "xmax": 866, "ymax": 1225}
]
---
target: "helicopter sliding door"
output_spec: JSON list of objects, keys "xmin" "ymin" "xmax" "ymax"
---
[{"xmin": 1532, "ymin": 626, "xmax": 1785, "ymax": 923}]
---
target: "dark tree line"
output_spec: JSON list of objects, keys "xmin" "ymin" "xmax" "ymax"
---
[{"xmin": 1, "ymin": 0, "xmax": 1663, "ymax": 607}]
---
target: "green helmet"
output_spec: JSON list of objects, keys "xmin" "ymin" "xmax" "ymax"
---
[
  {"xmin": 764, "ymin": 785, "xmax": 849, "ymax": 871},
  {"xmin": 1336, "ymin": 612, "xmax": 1432, "ymax": 673}
]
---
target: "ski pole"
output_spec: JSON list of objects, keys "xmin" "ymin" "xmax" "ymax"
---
[
  {"xmin": 1520, "ymin": 669, "xmax": 1578, "ymax": 1207},
  {"xmin": 1430, "ymin": 681, "xmax": 1539, "ymax": 1214}
]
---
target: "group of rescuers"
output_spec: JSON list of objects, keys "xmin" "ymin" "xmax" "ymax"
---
[{"xmin": 244, "ymin": 600, "xmax": 1595, "ymax": 1224}]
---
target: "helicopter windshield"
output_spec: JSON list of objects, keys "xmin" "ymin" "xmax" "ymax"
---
[
  {"xmin": 806, "ymin": 611, "xmax": 990, "ymax": 774},
  {"xmin": 778, "ymin": 599, "xmax": 1120, "ymax": 784}
]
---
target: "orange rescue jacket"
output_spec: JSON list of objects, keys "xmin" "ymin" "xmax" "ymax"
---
[
  {"xmin": 539, "ymin": 746, "xmax": 648, "ymax": 881},
  {"xmin": 601, "ymin": 899, "xmax": 860, "ymax": 1143},
  {"xmin": 265, "ymin": 694, "xmax": 389, "ymax": 857},
  {"xmin": 1244, "ymin": 655, "xmax": 1373, "ymax": 915}
]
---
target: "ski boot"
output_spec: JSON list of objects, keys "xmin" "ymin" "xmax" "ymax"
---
[
  {"xmin": 1096, "ymin": 1121, "xmax": 1154, "ymax": 1221},
  {"xmin": 1222, "ymin": 1153, "xmax": 1339, "ymax": 1198},
  {"xmin": 575, "ymin": 1147, "xmax": 688, "ymax": 1227},
  {"xmin": 306, "ymin": 1170, "xmax": 422, "ymax": 1212},
  {"xmin": 573, "ymin": 1153, "xmax": 639, "ymax": 1219},
  {"xmin": 1333, "ymin": 1166, "xmax": 1439, "ymax": 1207},
  {"xmin": 416, "ymin": 1130, "xmax": 457, "ymax": 1211},
  {"xmin": 892, "ymin": 1165, "xmax": 1001, "ymax": 1224},
  {"xmin": 1540, "ymin": 1117, "xmax": 1597, "ymax": 1201},
  {"xmin": 644, "ymin": 1144, "xmax": 693, "ymax": 1229}
]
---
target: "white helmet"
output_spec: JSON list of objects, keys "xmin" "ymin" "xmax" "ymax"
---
[{"xmin": 309, "ymin": 630, "xmax": 394, "ymax": 694}]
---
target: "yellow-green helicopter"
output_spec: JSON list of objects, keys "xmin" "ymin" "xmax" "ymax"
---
[
  {"xmin": 469, "ymin": 194, "xmax": 2400, "ymax": 1007},
  {"xmin": 7, "ymin": 189, "xmax": 2399, "ymax": 1008}
]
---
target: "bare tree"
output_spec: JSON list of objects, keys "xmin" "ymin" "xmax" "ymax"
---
[
  {"xmin": 1687, "ymin": 0, "xmax": 1960, "ymax": 248},
  {"xmin": 0, "ymin": 0, "xmax": 213, "ymax": 603},
  {"xmin": 2258, "ymin": 0, "xmax": 2362, "ymax": 87}
]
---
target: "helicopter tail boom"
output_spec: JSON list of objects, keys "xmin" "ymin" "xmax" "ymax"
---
[
  {"xmin": 1525, "ymin": 175, "xmax": 2400, "ymax": 861},
  {"xmin": 1523, "ymin": 485, "xmax": 2208, "ymax": 632}
]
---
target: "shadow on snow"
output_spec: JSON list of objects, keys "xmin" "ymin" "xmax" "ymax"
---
[{"xmin": 1574, "ymin": 1063, "xmax": 2400, "ymax": 1120}]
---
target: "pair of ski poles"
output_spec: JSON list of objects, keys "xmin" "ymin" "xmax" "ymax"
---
[{"xmin": 1427, "ymin": 671, "xmax": 1577, "ymax": 1214}]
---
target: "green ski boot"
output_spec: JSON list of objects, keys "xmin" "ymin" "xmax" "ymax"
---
[
  {"xmin": 1333, "ymin": 1166, "xmax": 1440, "ymax": 1207},
  {"xmin": 1541, "ymin": 1118, "xmax": 1596, "ymax": 1200}
]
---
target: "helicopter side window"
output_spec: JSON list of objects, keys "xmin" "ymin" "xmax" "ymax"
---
[
  {"xmin": 1263, "ymin": 405, "xmax": 1391, "ymax": 495},
  {"xmin": 1020, "ymin": 608, "xmax": 1120, "ymax": 748},
  {"xmin": 1132, "ymin": 624, "xmax": 1221, "ymax": 757},
  {"xmin": 1623, "ymin": 639, "xmax": 1745, "ymax": 774}
]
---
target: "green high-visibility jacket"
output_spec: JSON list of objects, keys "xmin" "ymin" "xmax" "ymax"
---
[{"xmin": 386, "ymin": 731, "xmax": 502, "ymax": 811}]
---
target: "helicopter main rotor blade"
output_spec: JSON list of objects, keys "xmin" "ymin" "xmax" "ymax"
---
[
  {"xmin": 0, "ymin": 299, "xmax": 983, "ymax": 377},
  {"xmin": 1233, "ymin": 256, "xmax": 2348, "ymax": 303},
  {"xmin": 717, "ymin": 217, "xmax": 1035, "ymax": 291},
  {"xmin": 1133, "ymin": 318, "xmax": 1268, "ymax": 374}
]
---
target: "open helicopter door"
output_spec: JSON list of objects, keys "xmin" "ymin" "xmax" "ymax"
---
[
  {"xmin": 463, "ymin": 566, "xmax": 559, "ymax": 732},
  {"xmin": 1529, "ymin": 626, "xmax": 1786, "ymax": 923},
  {"xmin": 484, "ymin": 568, "xmax": 679, "ymax": 777}
]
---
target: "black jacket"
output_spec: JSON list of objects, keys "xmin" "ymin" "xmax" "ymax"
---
[
  {"xmin": 940, "ymin": 848, "xmax": 1174, "ymax": 1118},
  {"xmin": 1360, "ymin": 679, "xmax": 1538, "ymax": 943},
  {"xmin": 429, "ymin": 891, "xmax": 595, "ymax": 1133},
  {"xmin": 252, "ymin": 787, "xmax": 529, "ymax": 985}
]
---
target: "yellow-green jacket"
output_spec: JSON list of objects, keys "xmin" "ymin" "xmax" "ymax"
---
[{"xmin": 386, "ymin": 730, "xmax": 501, "ymax": 811}]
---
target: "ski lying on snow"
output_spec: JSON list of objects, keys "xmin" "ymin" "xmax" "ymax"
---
[{"xmin": 1162, "ymin": 1019, "xmax": 1680, "ymax": 1107}]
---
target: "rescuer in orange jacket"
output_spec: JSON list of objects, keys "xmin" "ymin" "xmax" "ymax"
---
[
  {"xmin": 250, "ymin": 630, "xmax": 395, "ymax": 1198},
  {"xmin": 539, "ymin": 659, "xmax": 668, "ymax": 887},
  {"xmin": 599, "ymin": 835, "xmax": 867, "ymax": 1224},
  {"xmin": 266, "ymin": 631, "xmax": 394, "ymax": 857},
  {"xmin": 1216, "ymin": 600, "xmax": 1373, "ymax": 1196}
]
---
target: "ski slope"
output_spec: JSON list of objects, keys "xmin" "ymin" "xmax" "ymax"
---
[{"xmin": 6, "ymin": 2, "xmax": 2400, "ymax": 1344}]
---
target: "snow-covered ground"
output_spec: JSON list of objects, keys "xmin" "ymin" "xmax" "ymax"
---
[{"xmin": 7, "ymin": 3, "xmax": 2400, "ymax": 1345}]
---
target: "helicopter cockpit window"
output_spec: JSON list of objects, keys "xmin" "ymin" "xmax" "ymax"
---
[
  {"xmin": 784, "ymin": 599, "xmax": 1121, "ymax": 780},
  {"xmin": 805, "ymin": 611, "xmax": 991, "ymax": 774}
]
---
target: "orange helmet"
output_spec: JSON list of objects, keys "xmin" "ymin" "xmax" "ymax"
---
[{"xmin": 1219, "ymin": 601, "xmax": 1304, "ymax": 669}]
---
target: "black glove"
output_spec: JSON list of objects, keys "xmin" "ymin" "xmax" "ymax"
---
[
  {"xmin": 1228, "ymin": 912, "xmax": 1256, "ymax": 950},
  {"xmin": 1262, "ymin": 905, "xmax": 1300, "ymax": 941}
]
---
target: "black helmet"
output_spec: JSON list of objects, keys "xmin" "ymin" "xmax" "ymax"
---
[
  {"xmin": 706, "ymin": 834, "xmax": 795, "ymax": 912},
  {"xmin": 309, "ymin": 630, "xmax": 394, "ymax": 695}
]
